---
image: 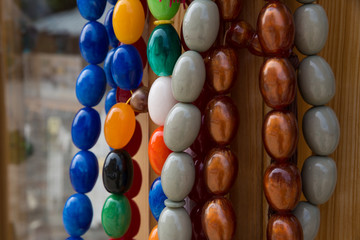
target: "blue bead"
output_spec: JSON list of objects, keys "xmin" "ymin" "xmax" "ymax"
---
[
  {"xmin": 105, "ymin": 88, "xmax": 117, "ymax": 114},
  {"xmin": 80, "ymin": 21, "xmax": 109, "ymax": 64},
  {"xmin": 63, "ymin": 193, "xmax": 93, "ymax": 237},
  {"xmin": 108, "ymin": 0, "xmax": 118, "ymax": 5},
  {"xmin": 71, "ymin": 107, "xmax": 101, "ymax": 150},
  {"xmin": 77, "ymin": 0, "xmax": 107, "ymax": 21},
  {"xmin": 76, "ymin": 65, "xmax": 106, "ymax": 107},
  {"xmin": 70, "ymin": 151, "xmax": 99, "ymax": 193},
  {"xmin": 104, "ymin": 7, "xmax": 119, "ymax": 48},
  {"xmin": 112, "ymin": 44, "xmax": 143, "ymax": 91},
  {"xmin": 149, "ymin": 177, "xmax": 167, "ymax": 221},
  {"xmin": 66, "ymin": 237, "xmax": 83, "ymax": 240},
  {"xmin": 104, "ymin": 49, "xmax": 117, "ymax": 88}
]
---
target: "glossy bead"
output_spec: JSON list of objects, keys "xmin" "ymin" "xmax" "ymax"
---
[
  {"xmin": 183, "ymin": 0, "xmax": 220, "ymax": 52},
  {"xmin": 190, "ymin": 115, "xmax": 216, "ymax": 155},
  {"xmin": 124, "ymin": 160, "xmax": 142, "ymax": 198},
  {"xmin": 63, "ymin": 193, "xmax": 93, "ymax": 237},
  {"xmin": 123, "ymin": 120, "xmax": 142, "ymax": 156},
  {"xmin": 148, "ymin": 0, "xmax": 180, "ymax": 20},
  {"xmin": 76, "ymin": 65, "xmax": 106, "ymax": 107},
  {"xmin": 104, "ymin": 103, "xmax": 136, "ymax": 149},
  {"xmin": 148, "ymin": 76, "xmax": 177, "ymax": 126},
  {"xmin": 147, "ymin": 24, "xmax": 181, "ymax": 76},
  {"xmin": 130, "ymin": 86, "xmax": 149, "ymax": 113},
  {"xmin": 302, "ymin": 106, "xmax": 340, "ymax": 156},
  {"xmin": 205, "ymin": 47, "xmax": 238, "ymax": 94},
  {"xmin": 294, "ymin": 4, "xmax": 328, "ymax": 55},
  {"xmin": 188, "ymin": 157, "xmax": 213, "ymax": 203},
  {"xmin": 108, "ymin": 0, "xmax": 118, "ymax": 4},
  {"xmin": 257, "ymin": 2, "xmax": 294, "ymax": 57},
  {"xmin": 293, "ymin": 202, "xmax": 320, "ymax": 240},
  {"xmin": 122, "ymin": 37, "xmax": 148, "ymax": 69},
  {"xmin": 248, "ymin": 33, "xmax": 264, "ymax": 56},
  {"xmin": 202, "ymin": 197, "xmax": 236, "ymax": 240},
  {"xmin": 116, "ymin": 87, "xmax": 133, "ymax": 103},
  {"xmin": 104, "ymin": 49, "xmax": 117, "ymax": 88},
  {"xmin": 264, "ymin": 163, "xmax": 302, "ymax": 212},
  {"xmin": 105, "ymin": 89, "xmax": 117, "ymax": 114},
  {"xmin": 71, "ymin": 107, "xmax": 101, "ymax": 150},
  {"xmin": 259, "ymin": 58, "xmax": 296, "ymax": 109},
  {"xmin": 149, "ymin": 177, "xmax": 168, "ymax": 221},
  {"xmin": 70, "ymin": 151, "xmax": 98, "ymax": 194},
  {"xmin": 79, "ymin": 21, "xmax": 109, "ymax": 64},
  {"xmin": 121, "ymin": 200, "xmax": 140, "ymax": 238},
  {"xmin": 205, "ymin": 96, "xmax": 239, "ymax": 146},
  {"xmin": 297, "ymin": 0, "xmax": 315, "ymax": 2},
  {"xmin": 113, "ymin": 0, "xmax": 145, "ymax": 44},
  {"xmin": 149, "ymin": 225, "xmax": 159, "ymax": 240},
  {"xmin": 172, "ymin": 51, "xmax": 205, "ymax": 102},
  {"xmin": 164, "ymin": 103, "xmax": 201, "ymax": 152},
  {"xmin": 298, "ymin": 56, "xmax": 335, "ymax": 106},
  {"xmin": 148, "ymin": 126, "xmax": 173, "ymax": 175},
  {"xmin": 267, "ymin": 214, "xmax": 303, "ymax": 240},
  {"xmin": 193, "ymin": 85, "xmax": 216, "ymax": 114},
  {"xmin": 112, "ymin": 44, "xmax": 143, "ymax": 91},
  {"xmin": 190, "ymin": 204, "xmax": 207, "ymax": 240},
  {"xmin": 263, "ymin": 111, "xmax": 298, "ymax": 161},
  {"xmin": 102, "ymin": 194, "xmax": 131, "ymax": 238},
  {"xmin": 104, "ymin": 7, "xmax": 120, "ymax": 48},
  {"xmin": 66, "ymin": 237, "xmax": 83, "ymax": 240},
  {"xmin": 227, "ymin": 20, "xmax": 254, "ymax": 48},
  {"xmin": 77, "ymin": 0, "xmax": 106, "ymax": 21},
  {"xmin": 216, "ymin": 0, "xmax": 242, "ymax": 21},
  {"xmin": 302, "ymin": 156, "xmax": 337, "ymax": 205},
  {"xmin": 204, "ymin": 148, "xmax": 238, "ymax": 195},
  {"xmin": 158, "ymin": 206, "xmax": 192, "ymax": 240}
]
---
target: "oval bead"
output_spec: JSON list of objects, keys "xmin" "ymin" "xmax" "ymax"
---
[
  {"xmin": 158, "ymin": 207, "xmax": 192, "ymax": 240},
  {"xmin": 257, "ymin": 2, "xmax": 294, "ymax": 57},
  {"xmin": 149, "ymin": 177, "xmax": 168, "ymax": 221},
  {"xmin": 302, "ymin": 106, "xmax": 340, "ymax": 155},
  {"xmin": 104, "ymin": 48, "xmax": 117, "ymax": 88},
  {"xmin": 205, "ymin": 96, "xmax": 239, "ymax": 146},
  {"xmin": 190, "ymin": 204, "xmax": 207, "ymax": 240},
  {"xmin": 105, "ymin": 88, "xmax": 117, "ymax": 114},
  {"xmin": 123, "ymin": 120, "xmax": 142, "ymax": 156},
  {"xmin": 264, "ymin": 163, "xmax": 302, "ymax": 212},
  {"xmin": 227, "ymin": 20, "xmax": 255, "ymax": 48},
  {"xmin": 104, "ymin": 7, "xmax": 120, "ymax": 48},
  {"xmin": 183, "ymin": 0, "xmax": 220, "ymax": 52},
  {"xmin": 149, "ymin": 225, "xmax": 159, "ymax": 240},
  {"xmin": 77, "ymin": 0, "xmax": 106, "ymax": 21},
  {"xmin": 294, "ymin": 4, "xmax": 328, "ymax": 55},
  {"xmin": 130, "ymin": 86, "xmax": 149, "ymax": 113},
  {"xmin": 298, "ymin": 56, "xmax": 335, "ymax": 106},
  {"xmin": 164, "ymin": 103, "xmax": 201, "ymax": 152},
  {"xmin": 302, "ymin": 156, "xmax": 337, "ymax": 205},
  {"xmin": 122, "ymin": 37, "xmax": 148, "ymax": 69},
  {"xmin": 124, "ymin": 160, "xmax": 142, "ymax": 198},
  {"xmin": 248, "ymin": 33, "xmax": 264, "ymax": 56},
  {"xmin": 260, "ymin": 58, "xmax": 296, "ymax": 109},
  {"xmin": 216, "ymin": 0, "xmax": 242, "ymax": 21},
  {"xmin": 147, "ymin": 24, "xmax": 181, "ymax": 76},
  {"xmin": 79, "ymin": 21, "xmax": 109, "ymax": 64},
  {"xmin": 108, "ymin": 0, "xmax": 118, "ymax": 4},
  {"xmin": 267, "ymin": 214, "xmax": 303, "ymax": 240},
  {"xmin": 263, "ymin": 111, "xmax": 298, "ymax": 161},
  {"xmin": 66, "ymin": 237, "xmax": 83, "ymax": 240},
  {"xmin": 149, "ymin": 126, "xmax": 173, "ymax": 175},
  {"xmin": 297, "ymin": 0, "xmax": 315, "ymax": 2},
  {"xmin": 293, "ymin": 202, "xmax": 320, "ymax": 240},
  {"xmin": 148, "ymin": 0, "xmax": 180, "ymax": 20},
  {"xmin": 122, "ymin": 200, "xmax": 141, "ymax": 238},
  {"xmin": 188, "ymin": 157, "xmax": 213, "ymax": 204}
]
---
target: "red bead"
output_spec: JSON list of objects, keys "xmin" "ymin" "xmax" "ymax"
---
[
  {"xmin": 123, "ymin": 120, "xmax": 142, "ymax": 156},
  {"xmin": 119, "ymin": 200, "xmax": 140, "ymax": 239},
  {"xmin": 188, "ymin": 157, "xmax": 213, "ymax": 203},
  {"xmin": 124, "ymin": 160, "xmax": 142, "ymax": 198},
  {"xmin": 190, "ymin": 204, "xmax": 207, "ymax": 240}
]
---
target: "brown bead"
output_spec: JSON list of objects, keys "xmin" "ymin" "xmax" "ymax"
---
[
  {"xmin": 263, "ymin": 110, "xmax": 298, "ymax": 161},
  {"xmin": 202, "ymin": 197, "xmax": 236, "ymax": 240},
  {"xmin": 204, "ymin": 148, "xmax": 238, "ymax": 195},
  {"xmin": 205, "ymin": 96, "xmax": 239, "ymax": 146},
  {"xmin": 257, "ymin": 2, "xmax": 295, "ymax": 57},
  {"xmin": 205, "ymin": 47, "xmax": 238, "ymax": 94},
  {"xmin": 226, "ymin": 20, "xmax": 255, "ymax": 49},
  {"xmin": 259, "ymin": 58, "xmax": 296, "ymax": 109},
  {"xmin": 264, "ymin": 163, "xmax": 301, "ymax": 212},
  {"xmin": 267, "ymin": 214, "xmax": 303, "ymax": 240},
  {"xmin": 130, "ymin": 86, "xmax": 149, "ymax": 113},
  {"xmin": 216, "ymin": 0, "xmax": 243, "ymax": 21},
  {"xmin": 248, "ymin": 33, "xmax": 264, "ymax": 56}
]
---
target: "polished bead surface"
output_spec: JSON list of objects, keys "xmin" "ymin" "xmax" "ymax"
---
[
  {"xmin": 161, "ymin": 152, "xmax": 195, "ymax": 201},
  {"xmin": 263, "ymin": 110, "xmax": 298, "ymax": 161},
  {"xmin": 158, "ymin": 206, "xmax": 192, "ymax": 240},
  {"xmin": 149, "ymin": 225, "xmax": 159, "ymax": 240},
  {"xmin": 79, "ymin": 21, "xmax": 109, "ymax": 64},
  {"xmin": 293, "ymin": 202, "xmax": 320, "ymax": 240},
  {"xmin": 122, "ymin": 37, "xmax": 148, "ymax": 69},
  {"xmin": 227, "ymin": 20, "xmax": 254, "ymax": 48},
  {"xmin": 63, "ymin": 193, "xmax": 93, "ymax": 237},
  {"xmin": 105, "ymin": 88, "xmax": 117, "ymax": 114},
  {"xmin": 205, "ymin": 96, "xmax": 239, "ymax": 146},
  {"xmin": 294, "ymin": 4, "xmax": 328, "ymax": 55},
  {"xmin": 183, "ymin": 0, "xmax": 220, "ymax": 52},
  {"xmin": 302, "ymin": 106, "xmax": 340, "ymax": 156},
  {"xmin": 104, "ymin": 48, "xmax": 117, "ymax": 88},
  {"xmin": 164, "ymin": 103, "xmax": 201, "ymax": 152},
  {"xmin": 248, "ymin": 33, "xmax": 264, "ymax": 56},
  {"xmin": 260, "ymin": 58, "xmax": 296, "ymax": 109},
  {"xmin": 66, "ymin": 237, "xmax": 83, "ymax": 240},
  {"xmin": 104, "ymin": 7, "xmax": 120, "ymax": 48},
  {"xmin": 77, "ymin": 0, "xmax": 106, "ymax": 21},
  {"xmin": 190, "ymin": 115, "xmax": 216, "ymax": 155},
  {"xmin": 130, "ymin": 86, "xmax": 149, "ymax": 113},
  {"xmin": 149, "ymin": 177, "xmax": 168, "ymax": 221},
  {"xmin": 190, "ymin": 204, "xmax": 207, "ymax": 240},
  {"xmin": 257, "ymin": 2, "xmax": 294, "ymax": 57},
  {"xmin": 124, "ymin": 159, "xmax": 142, "ymax": 198},
  {"xmin": 202, "ymin": 197, "xmax": 236, "ymax": 240},
  {"xmin": 188, "ymin": 157, "xmax": 213, "ymax": 203},
  {"xmin": 298, "ymin": 56, "xmax": 335, "ymax": 106},
  {"xmin": 147, "ymin": 24, "xmax": 181, "ymax": 76},
  {"xmin": 267, "ymin": 214, "xmax": 303, "ymax": 240},
  {"xmin": 122, "ymin": 199, "xmax": 140, "ymax": 238},
  {"xmin": 148, "ymin": 0, "xmax": 180, "ymax": 20},
  {"xmin": 71, "ymin": 107, "xmax": 101, "ymax": 150},
  {"xmin": 123, "ymin": 120, "xmax": 142, "ymax": 156},
  {"xmin": 216, "ymin": 0, "xmax": 242, "ymax": 21},
  {"xmin": 302, "ymin": 156, "xmax": 337, "ymax": 205},
  {"xmin": 70, "ymin": 151, "xmax": 99, "ymax": 194},
  {"xmin": 264, "ymin": 163, "xmax": 302, "ymax": 212},
  {"xmin": 116, "ymin": 86, "xmax": 133, "ymax": 103}
]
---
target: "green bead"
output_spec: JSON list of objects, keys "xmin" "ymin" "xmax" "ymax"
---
[
  {"xmin": 101, "ymin": 194, "xmax": 131, "ymax": 238},
  {"xmin": 147, "ymin": 24, "xmax": 181, "ymax": 76},
  {"xmin": 148, "ymin": 0, "xmax": 180, "ymax": 20}
]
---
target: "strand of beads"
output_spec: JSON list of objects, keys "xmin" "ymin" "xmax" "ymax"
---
[
  {"xmin": 63, "ymin": 0, "xmax": 108, "ymax": 239},
  {"xmin": 292, "ymin": 1, "xmax": 339, "ymax": 240}
]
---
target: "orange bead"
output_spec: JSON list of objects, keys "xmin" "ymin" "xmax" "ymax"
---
[
  {"xmin": 149, "ymin": 225, "xmax": 159, "ymax": 240},
  {"xmin": 105, "ymin": 103, "xmax": 136, "ymax": 149},
  {"xmin": 267, "ymin": 214, "xmax": 303, "ymax": 240}
]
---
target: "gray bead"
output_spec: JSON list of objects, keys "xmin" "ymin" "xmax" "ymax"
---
[
  {"xmin": 182, "ymin": 0, "xmax": 220, "ymax": 52},
  {"xmin": 293, "ymin": 201, "xmax": 320, "ymax": 240},
  {"xmin": 165, "ymin": 199, "xmax": 186, "ymax": 208},
  {"xmin": 298, "ymin": 56, "xmax": 335, "ymax": 106},
  {"xmin": 303, "ymin": 106, "xmax": 340, "ymax": 155},
  {"xmin": 296, "ymin": 0, "xmax": 316, "ymax": 3},
  {"xmin": 164, "ymin": 103, "xmax": 201, "ymax": 152},
  {"xmin": 302, "ymin": 156, "xmax": 337, "ymax": 205},
  {"xmin": 161, "ymin": 152, "xmax": 195, "ymax": 201},
  {"xmin": 172, "ymin": 51, "xmax": 206, "ymax": 102},
  {"xmin": 158, "ymin": 207, "xmax": 192, "ymax": 240},
  {"xmin": 294, "ymin": 4, "xmax": 329, "ymax": 55}
]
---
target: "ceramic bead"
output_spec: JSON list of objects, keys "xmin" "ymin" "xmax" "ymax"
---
[
  {"xmin": 104, "ymin": 7, "xmax": 119, "ymax": 48},
  {"xmin": 123, "ymin": 120, "xmax": 142, "ymax": 156},
  {"xmin": 216, "ymin": 0, "xmax": 243, "ymax": 21},
  {"xmin": 130, "ymin": 86, "xmax": 149, "ymax": 113},
  {"xmin": 147, "ymin": 0, "xmax": 180, "ymax": 20},
  {"xmin": 298, "ymin": 56, "xmax": 335, "ymax": 106},
  {"xmin": 293, "ymin": 201, "xmax": 320, "ymax": 240},
  {"xmin": 149, "ymin": 225, "xmax": 159, "ymax": 240},
  {"xmin": 267, "ymin": 214, "xmax": 303, "ymax": 240},
  {"xmin": 149, "ymin": 177, "xmax": 168, "ymax": 221},
  {"xmin": 227, "ymin": 20, "xmax": 255, "ymax": 48},
  {"xmin": 158, "ymin": 206, "xmax": 192, "ymax": 240},
  {"xmin": 188, "ymin": 157, "xmax": 213, "ymax": 204},
  {"xmin": 122, "ymin": 200, "xmax": 141, "ymax": 238},
  {"xmin": 294, "ymin": 4, "xmax": 329, "ymax": 55},
  {"xmin": 104, "ymin": 49, "xmax": 117, "ymax": 88},
  {"xmin": 77, "ymin": 0, "xmax": 106, "ymax": 21},
  {"xmin": 105, "ymin": 88, "xmax": 117, "ymax": 114},
  {"xmin": 302, "ymin": 106, "xmax": 340, "ymax": 156},
  {"xmin": 190, "ymin": 204, "xmax": 207, "ymax": 240},
  {"xmin": 183, "ymin": 0, "xmax": 220, "ymax": 52}
]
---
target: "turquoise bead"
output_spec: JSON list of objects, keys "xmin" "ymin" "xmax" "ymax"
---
[{"xmin": 147, "ymin": 24, "xmax": 181, "ymax": 76}]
